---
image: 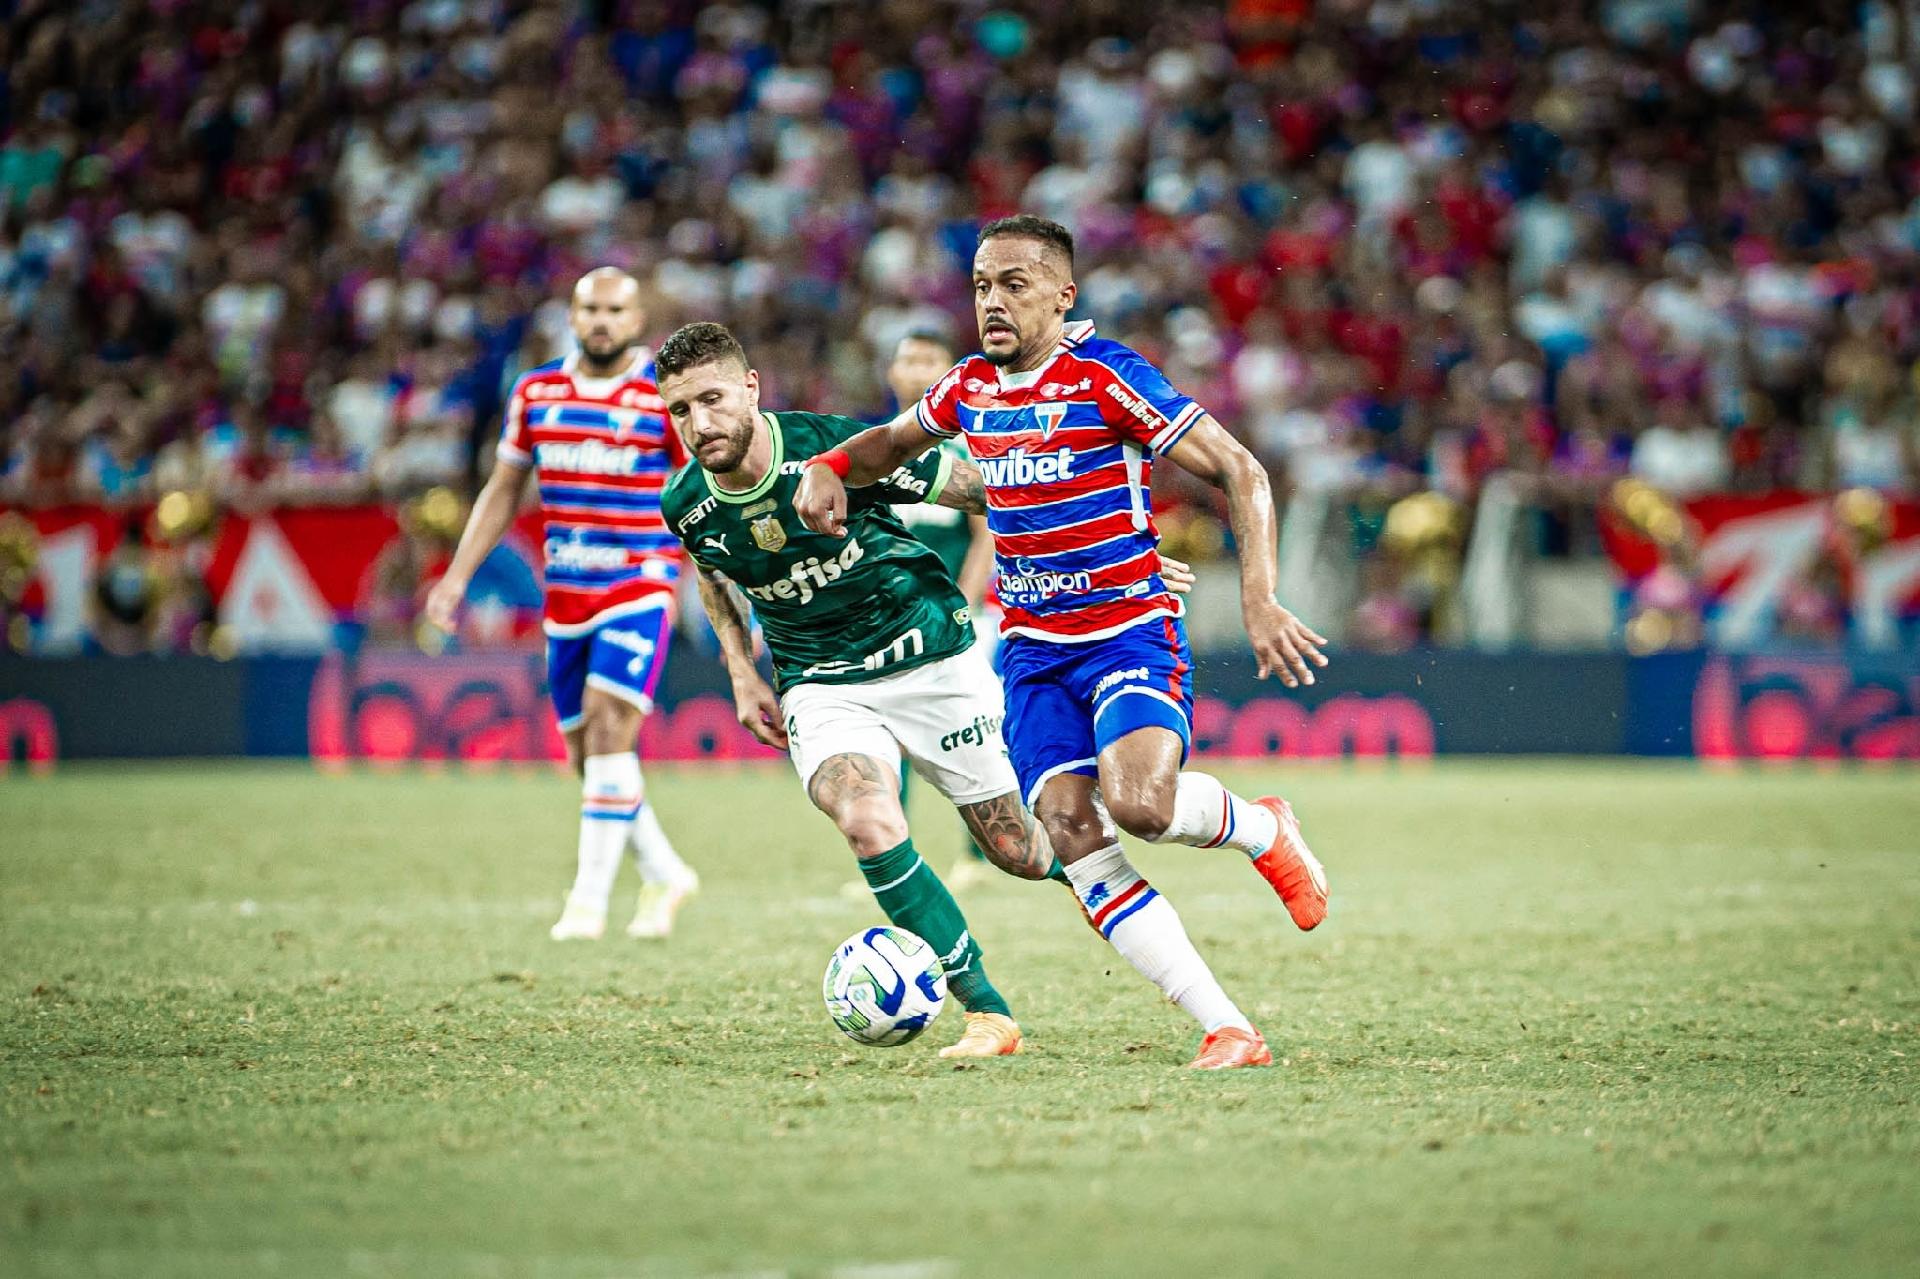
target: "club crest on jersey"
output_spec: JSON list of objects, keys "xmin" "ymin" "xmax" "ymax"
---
[
  {"xmin": 1035, "ymin": 403, "xmax": 1067, "ymax": 439},
  {"xmin": 750, "ymin": 514, "xmax": 788, "ymax": 552}
]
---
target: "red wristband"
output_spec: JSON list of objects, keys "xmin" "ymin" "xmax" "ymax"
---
[{"xmin": 808, "ymin": 448, "xmax": 852, "ymax": 479}]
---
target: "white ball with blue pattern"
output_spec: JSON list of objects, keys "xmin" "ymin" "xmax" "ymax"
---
[{"xmin": 822, "ymin": 926, "xmax": 948, "ymax": 1046}]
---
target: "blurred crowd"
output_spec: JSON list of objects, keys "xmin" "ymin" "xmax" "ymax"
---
[{"xmin": 4, "ymin": 0, "xmax": 1920, "ymax": 651}]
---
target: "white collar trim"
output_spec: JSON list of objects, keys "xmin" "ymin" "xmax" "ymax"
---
[{"xmin": 993, "ymin": 320, "xmax": 1095, "ymax": 390}]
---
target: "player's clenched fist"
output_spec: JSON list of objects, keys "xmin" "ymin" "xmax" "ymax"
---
[
  {"xmin": 795, "ymin": 462, "xmax": 849, "ymax": 537},
  {"xmin": 1244, "ymin": 598, "xmax": 1329, "ymax": 688},
  {"xmin": 424, "ymin": 575, "xmax": 466, "ymax": 634}
]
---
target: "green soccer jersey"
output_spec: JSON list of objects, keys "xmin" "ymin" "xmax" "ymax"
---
[
  {"xmin": 890, "ymin": 437, "xmax": 977, "ymax": 582},
  {"xmin": 662, "ymin": 411, "xmax": 974, "ymax": 692}
]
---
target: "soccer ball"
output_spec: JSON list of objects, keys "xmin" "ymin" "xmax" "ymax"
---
[{"xmin": 822, "ymin": 926, "xmax": 948, "ymax": 1046}]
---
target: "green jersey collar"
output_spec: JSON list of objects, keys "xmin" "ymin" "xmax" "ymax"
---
[{"xmin": 705, "ymin": 412, "xmax": 785, "ymax": 504}]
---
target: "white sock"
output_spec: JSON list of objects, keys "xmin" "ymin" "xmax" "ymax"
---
[
  {"xmin": 1149, "ymin": 772, "xmax": 1279, "ymax": 857},
  {"xmin": 571, "ymin": 753, "xmax": 641, "ymax": 911},
  {"xmin": 630, "ymin": 802, "xmax": 696, "ymax": 888},
  {"xmin": 1063, "ymin": 843, "xmax": 1252, "ymax": 1034}
]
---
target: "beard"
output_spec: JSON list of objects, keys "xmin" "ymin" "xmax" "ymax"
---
[
  {"xmin": 978, "ymin": 317, "xmax": 1021, "ymax": 366},
  {"xmin": 694, "ymin": 415, "xmax": 757, "ymax": 475},
  {"xmin": 578, "ymin": 334, "xmax": 639, "ymax": 372}
]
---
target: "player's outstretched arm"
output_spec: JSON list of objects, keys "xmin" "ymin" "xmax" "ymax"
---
[
  {"xmin": 693, "ymin": 566, "xmax": 787, "ymax": 750},
  {"xmin": 1162, "ymin": 416, "xmax": 1329, "ymax": 687},
  {"xmin": 425, "ymin": 459, "xmax": 531, "ymax": 633},
  {"xmin": 795, "ymin": 410, "xmax": 934, "ymax": 537}
]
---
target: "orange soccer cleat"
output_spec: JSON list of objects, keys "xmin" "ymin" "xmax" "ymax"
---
[
  {"xmin": 1249, "ymin": 796, "xmax": 1329, "ymax": 931},
  {"xmin": 1187, "ymin": 1026, "xmax": 1273, "ymax": 1070}
]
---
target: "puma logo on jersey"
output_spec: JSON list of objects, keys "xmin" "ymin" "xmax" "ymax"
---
[
  {"xmin": 700, "ymin": 535, "xmax": 729, "ymax": 556},
  {"xmin": 976, "ymin": 446, "xmax": 1075, "ymax": 487}
]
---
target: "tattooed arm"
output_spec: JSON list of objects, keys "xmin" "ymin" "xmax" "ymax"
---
[
  {"xmin": 934, "ymin": 457, "xmax": 988, "ymax": 514},
  {"xmin": 695, "ymin": 565, "xmax": 786, "ymax": 749}
]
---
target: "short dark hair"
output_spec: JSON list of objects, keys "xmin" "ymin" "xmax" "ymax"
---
[
  {"xmin": 978, "ymin": 214, "xmax": 1075, "ymax": 268},
  {"xmin": 655, "ymin": 322, "xmax": 748, "ymax": 379}
]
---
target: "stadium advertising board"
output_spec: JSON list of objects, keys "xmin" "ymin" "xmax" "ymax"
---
[{"xmin": 15, "ymin": 648, "xmax": 1915, "ymax": 765}]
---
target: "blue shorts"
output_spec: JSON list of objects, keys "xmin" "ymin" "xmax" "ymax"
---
[
  {"xmin": 998, "ymin": 617, "xmax": 1194, "ymax": 806},
  {"xmin": 546, "ymin": 605, "xmax": 674, "ymax": 731}
]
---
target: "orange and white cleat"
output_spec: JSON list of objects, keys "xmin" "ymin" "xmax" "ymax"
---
[
  {"xmin": 1187, "ymin": 1025, "xmax": 1273, "ymax": 1070},
  {"xmin": 1250, "ymin": 796, "xmax": 1329, "ymax": 931},
  {"xmin": 938, "ymin": 1011, "xmax": 1023, "ymax": 1058},
  {"xmin": 549, "ymin": 899, "xmax": 607, "ymax": 941},
  {"xmin": 625, "ymin": 874, "xmax": 699, "ymax": 940}
]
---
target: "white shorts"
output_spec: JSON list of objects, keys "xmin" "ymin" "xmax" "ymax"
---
[{"xmin": 780, "ymin": 646, "xmax": 1016, "ymax": 806}]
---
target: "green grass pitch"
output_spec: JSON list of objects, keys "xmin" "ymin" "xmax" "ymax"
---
[{"xmin": 4, "ymin": 760, "xmax": 1917, "ymax": 1277}]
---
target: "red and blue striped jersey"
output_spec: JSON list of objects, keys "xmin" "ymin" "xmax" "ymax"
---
[
  {"xmin": 914, "ymin": 320, "xmax": 1205, "ymax": 643},
  {"xmin": 497, "ymin": 350, "xmax": 689, "ymax": 637}
]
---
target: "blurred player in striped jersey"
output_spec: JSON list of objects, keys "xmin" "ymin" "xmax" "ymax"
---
[
  {"xmin": 798, "ymin": 216, "xmax": 1331, "ymax": 1069},
  {"xmin": 426, "ymin": 268, "xmax": 700, "ymax": 942},
  {"xmin": 879, "ymin": 330, "xmax": 1001, "ymax": 890}
]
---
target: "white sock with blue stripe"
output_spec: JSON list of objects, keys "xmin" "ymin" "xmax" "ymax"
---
[
  {"xmin": 630, "ymin": 801, "xmax": 696, "ymax": 888},
  {"xmin": 1152, "ymin": 772, "xmax": 1279, "ymax": 858},
  {"xmin": 1063, "ymin": 842, "xmax": 1251, "ymax": 1034},
  {"xmin": 571, "ymin": 752, "xmax": 642, "ymax": 911}
]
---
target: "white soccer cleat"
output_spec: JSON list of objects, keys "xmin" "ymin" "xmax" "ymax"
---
[
  {"xmin": 625, "ymin": 875, "xmax": 699, "ymax": 939},
  {"xmin": 549, "ymin": 899, "xmax": 607, "ymax": 941}
]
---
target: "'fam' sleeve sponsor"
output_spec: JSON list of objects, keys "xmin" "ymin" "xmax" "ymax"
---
[
  {"xmin": 1087, "ymin": 342, "xmax": 1207, "ymax": 456},
  {"xmin": 496, "ymin": 374, "xmax": 536, "ymax": 468},
  {"xmin": 913, "ymin": 359, "xmax": 970, "ymax": 438}
]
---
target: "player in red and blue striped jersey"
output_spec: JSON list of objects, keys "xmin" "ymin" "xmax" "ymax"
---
[
  {"xmin": 797, "ymin": 216, "xmax": 1330, "ymax": 1070},
  {"xmin": 427, "ymin": 268, "xmax": 699, "ymax": 944}
]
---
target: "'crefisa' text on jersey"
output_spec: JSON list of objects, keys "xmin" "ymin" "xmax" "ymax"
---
[
  {"xmin": 915, "ymin": 320, "xmax": 1202, "ymax": 643},
  {"xmin": 498, "ymin": 350, "xmax": 689, "ymax": 637}
]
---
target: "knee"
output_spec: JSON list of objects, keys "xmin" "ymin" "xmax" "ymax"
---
[
  {"xmin": 581, "ymin": 702, "xmax": 641, "ymax": 757},
  {"xmin": 1039, "ymin": 806, "xmax": 1106, "ymax": 861},
  {"xmin": 842, "ymin": 809, "xmax": 911, "ymax": 860},
  {"xmin": 1104, "ymin": 787, "xmax": 1175, "ymax": 842}
]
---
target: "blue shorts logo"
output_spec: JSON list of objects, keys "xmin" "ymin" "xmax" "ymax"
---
[{"xmin": 600, "ymin": 627, "xmax": 657, "ymax": 676}]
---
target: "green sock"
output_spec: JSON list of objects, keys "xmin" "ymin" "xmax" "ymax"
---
[
  {"xmin": 858, "ymin": 838, "xmax": 1010, "ymax": 1017},
  {"xmin": 1045, "ymin": 858, "xmax": 1070, "ymax": 884}
]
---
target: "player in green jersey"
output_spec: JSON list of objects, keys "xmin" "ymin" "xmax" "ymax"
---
[
  {"xmin": 655, "ymin": 322, "xmax": 1043, "ymax": 1059},
  {"xmin": 880, "ymin": 330, "xmax": 1001, "ymax": 889}
]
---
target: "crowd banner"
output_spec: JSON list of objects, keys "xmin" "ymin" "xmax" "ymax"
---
[
  {"xmin": 9, "ymin": 496, "xmax": 1920, "ymax": 654},
  {"xmin": 4, "ymin": 504, "xmax": 549, "ymax": 653},
  {"xmin": 1599, "ymin": 491, "xmax": 1920, "ymax": 648}
]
